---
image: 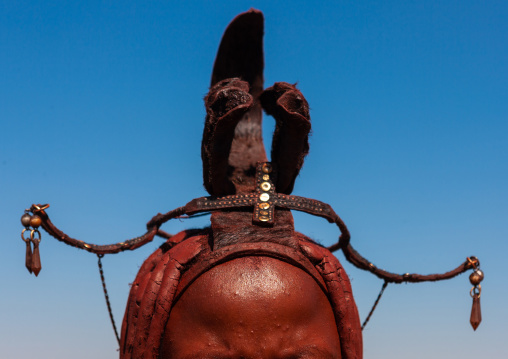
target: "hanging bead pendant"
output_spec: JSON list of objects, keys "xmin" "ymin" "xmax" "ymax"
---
[
  {"xmin": 470, "ymin": 290, "xmax": 482, "ymax": 331},
  {"xmin": 468, "ymin": 263, "xmax": 484, "ymax": 330},
  {"xmin": 25, "ymin": 240, "xmax": 33, "ymax": 274},
  {"xmin": 30, "ymin": 229, "xmax": 42, "ymax": 276}
]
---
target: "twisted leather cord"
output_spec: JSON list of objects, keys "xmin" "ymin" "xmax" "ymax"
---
[
  {"xmin": 342, "ymin": 243, "xmax": 478, "ymax": 283},
  {"xmin": 29, "ymin": 204, "xmax": 188, "ymax": 255},
  {"xmin": 29, "ymin": 199, "xmax": 477, "ymax": 283}
]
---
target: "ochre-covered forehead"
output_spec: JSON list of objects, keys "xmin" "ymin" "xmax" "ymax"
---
[{"xmin": 160, "ymin": 256, "xmax": 341, "ymax": 359}]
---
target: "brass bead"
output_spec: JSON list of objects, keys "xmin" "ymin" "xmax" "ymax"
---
[
  {"xmin": 30, "ymin": 215, "xmax": 42, "ymax": 228},
  {"xmin": 260, "ymin": 210, "xmax": 268, "ymax": 216},
  {"xmin": 259, "ymin": 193, "xmax": 270, "ymax": 202},
  {"xmin": 262, "ymin": 164, "xmax": 272, "ymax": 173},
  {"xmin": 21, "ymin": 213, "xmax": 32, "ymax": 227},
  {"xmin": 259, "ymin": 216, "xmax": 269, "ymax": 222},
  {"xmin": 260, "ymin": 182, "xmax": 271, "ymax": 191},
  {"xmin": 259, "ymin": 203, "xmax": 270, "ymax": 209},
  {"xmin": 262, "ymin": 174, "xmax": 270, "ymax": 181},
  {"xmin": 469, "ymin": 269, "xmax": 484, "ymax": 286}
]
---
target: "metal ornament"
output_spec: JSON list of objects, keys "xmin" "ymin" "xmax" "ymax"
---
[
  {"xmin": 470, "ymin": 285, "xmax": 482, "ymax": 331},
  {"xmin": 30, "ymin": 229, "xmax": 42, "ymax": 277},
  {"xmin": 253, "ymin": 162, "xmax": 276, "ymax": 224},
  {"xmin": 21, "ymin": 212, "xmax": 32, "ymax": 227},
  {"xmin": 21, "ymin": 211, "xmax": 33, "ymax": 273},
  {"xmin": 21, "ymin": 228, "xmax": 33, "ymax": 274},
  {"xmin": 468, "ymin": 257, "xmax": 484, "ymax": 330},
  {"xmin": 20, "ymin": 206, "xmax": 47, "ymax": 276}
]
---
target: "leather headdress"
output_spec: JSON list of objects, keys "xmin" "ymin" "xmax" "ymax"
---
[
  {"xmin": 20, "ymin": 9, "xmax": 483, "ymax": 359},
  {"xmin": 121, "ymin": 10, "xmax": 362, "ymax": 358}
]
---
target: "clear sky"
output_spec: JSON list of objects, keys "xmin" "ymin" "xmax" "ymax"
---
[{"xmin": 1, "ymin": 1, "xmax": 507, "ymax": 358}]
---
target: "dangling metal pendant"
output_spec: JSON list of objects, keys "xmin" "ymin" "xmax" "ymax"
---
[
  {"xmin": 469, "ymin": 267, "xmax": 484, "ymax": 331},
  {"xmin": 21, "ymin": 212, "xmax": 33, "ymax": 273},
  {"xmin": 470, "ymin": 288, "xmax": 482, "ymax": 331},
  {"xmin": 30, "ymin": 229, "xmax": 42, "ymax": 276},
  {"xmin": 21, "ymin": 228, "xmax": 33, "ymax": 274}
]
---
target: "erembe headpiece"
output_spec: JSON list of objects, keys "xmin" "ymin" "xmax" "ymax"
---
[{"xmin": 19, "ymin": 10, "xmax": 483, "ymax": 359}]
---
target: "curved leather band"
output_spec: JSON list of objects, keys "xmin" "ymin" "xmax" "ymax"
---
[
  {"xmin": 174, "ymin": 241, "xmax": 327, "ymax": 303},
  {"xmin": 185, "ymin": 193, "xmax": 337, "ymax": 222}
]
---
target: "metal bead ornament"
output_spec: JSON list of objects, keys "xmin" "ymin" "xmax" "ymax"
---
[
  {"xmin": 30, "ymin": 215, "xmax": 42, "ymax": 228},
  {"xmin": 20, "ymin": 211, "xmax": 33, "ymax": 274},
  {"xmin": 253, "ymin": 162, "xmax": 276, "ymax": 224},
  {"xmin": 469, "ymin": 269, "xmax": 484, "ymax": 286},
  {"xmin": 21, "ymin": 213, "xmax": 32, "ymax": 227},
  {"xmin": 468, "ymin": 258, "xmax": 484, "ymax": 331},
  {"xmin": 20, "ymin": 208, "xmax": 46, "ymax": 276}
]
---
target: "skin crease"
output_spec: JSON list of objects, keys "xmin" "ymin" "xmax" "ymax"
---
[{"xmin": 160, "ymin": 256, "xmax": 341, "ymax": 359}]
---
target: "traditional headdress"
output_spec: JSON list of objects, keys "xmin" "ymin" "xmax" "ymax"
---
[{"xmin": 20, "ymin": 9, "xmax": 483, "ymax": 359}]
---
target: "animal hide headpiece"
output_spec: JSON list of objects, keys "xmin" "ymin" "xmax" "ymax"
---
[{"xmin": 121, "ymin": 10, "xmax": 362, "ymax": 358}]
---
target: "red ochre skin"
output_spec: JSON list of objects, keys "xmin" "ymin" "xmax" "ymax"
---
[{"xmin": 160, "ymin": 256, "xmax": 341, "ymax": 359}]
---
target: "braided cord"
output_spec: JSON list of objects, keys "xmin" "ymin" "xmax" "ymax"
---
[
  {"xmin": 97, "ymin": 254, "xmax": 120, "ymax": 346},
  {"xmin": 362, "ymin": 281, "xmax": 388, "ymax": 330}
]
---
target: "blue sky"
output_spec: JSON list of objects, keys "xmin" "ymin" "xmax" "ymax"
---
[{"xmin": 1, "ymin": 1, "xmax": 507, "ymax": 358}]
